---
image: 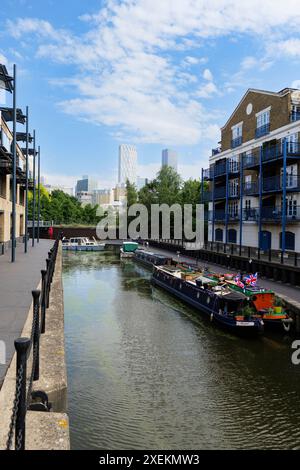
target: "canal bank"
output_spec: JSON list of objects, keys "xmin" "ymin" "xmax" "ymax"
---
[
  {"xmin": 63, "ymin": 251, "xmax": 300, "ymax": 450},
  {"xmin": 0, "ymin": 241, "xmax": 70, "ymax": 450}
]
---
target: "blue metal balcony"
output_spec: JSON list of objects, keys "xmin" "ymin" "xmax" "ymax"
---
[
  {"xmin": 209, "ymin": 209, "xmax": 226, "ymax": 221},
  {"xmin": 260, "ymin": 206, "xmax": 300, "ymax": 221},
  {"xmin": 231, "ymin": 136, "xmax": 242, "ymax": 148},
  {"xmin": 287, "ymin": 142, "xmax": 300, "ymax": 156},
  {"xmin": 243, "ymin": 208, "xmax": 258, "ymax": 222},
  {"xmin": 255, "ymin": 122, "xmax": 270, "ymax": 138},
  {"xmin": 214, "ymin": 162, "xmax": 227, "ymax": 177},
  {"xmin": 243, "ymin": 181, "xmax": 259, "ymax": 196},
  {"xmin": 202, "ymin": 191, "xmax": 212, "ymax": 202},
  {"xmin": 212, "ymin": 147, "xmax": 221, "ymax": 156},
  {"xmin": 290, "ymin": 111, "xmax": 300, "ymax": 122},
  {"xmin": 228, "ymin": 212, "xmax": 240, "ymax": 221},
  {"xmin": 262, "ymin": 144, "xmax": 282, "ymax": 162},
  {"xmin": 203, "ymin": 167, "xmax": 213, "ymax": 180},
  {"xmin": 243, "ymin": 152, "xmax": 259, "ymax": 168},
  {"xmin": 214, "ymin": 186, "xmax": 226, "ymax": 199},
  {"xmin": 263, "ymin": 175, "xmax": 300, "ymax": 193}
]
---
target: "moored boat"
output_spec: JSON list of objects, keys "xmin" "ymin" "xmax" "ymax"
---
[
  {"xmin": 204, "ymin": 272, "xmax": 291, "ymax": 332},
  {"xmin": 152, "ymin": 266, "xmax": 264, "ymax": 337},
  {"xmin": 62, "ymin": 237, "xmax": 105, "ymax": 251},
  {"xmin": 120, "ymin": 241, "xmax": 139, "ymax": 258},
  {"xmin": 134, "ymin": 249, "xmax": 173, "ymax": 268}
]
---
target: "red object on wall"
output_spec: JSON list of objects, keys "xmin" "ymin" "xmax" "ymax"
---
[{"xmin": 48, "ymin": 226, "xmax": 54, "ymax": 239}]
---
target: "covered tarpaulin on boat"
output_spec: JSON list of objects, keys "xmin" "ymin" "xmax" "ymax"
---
[{"xmin": 221, "ymin": 291, "xmax": 246, "ymax": 301}]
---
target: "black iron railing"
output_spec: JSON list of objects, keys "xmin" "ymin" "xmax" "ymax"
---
[{"xmin": 6, "ymin": 234, "xmax": 60, "ymax": 451}]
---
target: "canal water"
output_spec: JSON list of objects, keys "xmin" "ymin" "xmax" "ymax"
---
[{"xmin": 63, "ymin": 251, "xmax": 300, "ymax": 450}]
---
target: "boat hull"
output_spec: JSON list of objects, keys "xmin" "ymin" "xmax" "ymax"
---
[
  {"xmin": 62, "ymin": 245, "xmax": 105, "ymax": 252},
  {"xmin": 152, "ymin": 275, "xmax": 263, "ymax": 337}
]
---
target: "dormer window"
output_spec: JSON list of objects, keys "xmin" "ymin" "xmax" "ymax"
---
[
  {"xmin": 255, "ymin": 107, "xmax": 270, "ymax": 138},
  {"xmin": 231, "ymin": 122, "xmax": 243, "ymax": 148}
]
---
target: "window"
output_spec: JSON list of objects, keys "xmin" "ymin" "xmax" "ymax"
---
[
  {"xmin": 229, "ymin": 156, "xmax": 239, "ymax": 173},
  {"xmin": 280, "ymin": 232, "xmax": 295, "ymax": 251},
  {"xmin": 281, "ymin": 164, "xmax": 298, "ymax": 188},
  {"xmin": 283, "ymin": 133, "xmax": 298, "ymax": 153},
  {"xmin": 256, "ymin": 108, "xmax": 270, "ymax": 137},
  {"xmin": 256, "ymin": 109, "xmax": 270, "ymax": 128},
  {"xmin": 229, "ymin": 201, "xmax": 238, "ymax": 217},
  {"xmin": 227, "ymin": 229, "xmax": 237, "ymax": 244},
  {"xmin": 244, "ymin": 175, "xmax": 252, "ymax": 191},
  {"xmin": 281, "ymin": 195, "xmax": 297, "ymax": 217},
  {"xmin": 231, "ymin": 123, "xmax": 243, "ymax": 148},
  {"xmin": 229, "ymin": 178, "xmax": 239, "ymax": 197},
  {"xmin": 291, "ymin": 105, "xmax": 300, "ymax": 122},
  {"xmin": 215, "ymin": 228, "xmax": 223, "ymax": 242}
]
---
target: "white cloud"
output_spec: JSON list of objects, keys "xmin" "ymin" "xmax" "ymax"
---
[
  {"xmin": 291, "ymin": 80, "xmax": 300, "ymax": 89},
  {"xmin": 203, "ymin": 68, "xmax": 213, "ymax": 81},
  {"xmin": 7, "ymin": 0, "xmax": 300, "ymax": 145}
]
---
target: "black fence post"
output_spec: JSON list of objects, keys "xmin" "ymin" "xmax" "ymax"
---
[
  {"xmin": 40, "ymin": 270, "xmax": 47, "ymax": 334},
  {"xmin": 295, "ymin": 252, "xmax": 298, "ymax": 268},
  {"xmin": 32, "ymin": 290, "xmax": 41, "ymax": 381},
  {"xmin": 268, "ymin": 249, "xmax": 271, "ymax": 262},
  {"xmin": 14, "ymin": 337, "xmax": 31, "ymax": 451},
  {"xmin": 46, "ymin": 258, "xmax": 50, "ymax": 308}
]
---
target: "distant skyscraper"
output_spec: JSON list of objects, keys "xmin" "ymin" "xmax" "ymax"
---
[
  {"xmin": 118, "ymin": 144, "xmax": 137, "ymax": 185},
  {"xmin": 136, "ymin": 177, "xmax": 148, "ymax": 191},
  {"xmin": 162, "ymin": 149, "xmax": 178, "ymax": 172},
  {"xmin": 76, "ymin": 175, "xmax": 98, "ymax": 195}
]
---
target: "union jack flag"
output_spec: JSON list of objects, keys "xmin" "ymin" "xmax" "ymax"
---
[
  {"xmin": 244, "ymin": 272, "xmax": 258, "ymax": 287},
  {"xmin": 234, "ymin": 274, "xmax": 245, "ymax": 288}
]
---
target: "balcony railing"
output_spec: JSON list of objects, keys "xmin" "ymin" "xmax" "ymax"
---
[
  {"xmin": 212, "ymin": 147, "xmax": 221, "ymax": 156},
  {"xmin": 243, "ymin": 208, "xmax": 258, "ymax": 221},
  {"xmin": 214, "ymin": 186, "xmax": 226, "ymax": 199},
  {"xmin": 203, "ymin": 168, "xmax": 213, "ymax": 180},
  {"xmin": 260, "ymin": 206, "xmax": 300, "ymax": 221},
  {"xmin": 243, "ymin": 181, "xmax": 259, "ymax": 195},
  {"xmin": 208, "ymin": 206, "xmax": 300, "ymax": 223},
  {"xmin": 210, "ymin": 209, "xmax": 226, "ymax": 221},
  {"xmin": 262, "ymin": 144, "xmax": 282, "ymax": 162},
  {"xmin": 202, "ymin": 191, "xmax": 212, "ymax": 202},
  {"xmin": 231, "ymin": 136, "xmax": 242, "ymax": 148},
  {"xmin": 229, "ymin": 186, "xmax": 239, "ymax": 198},
  {"xmin": 263, "ymin": 175, "xmax": 300, "ymax": 192},
  {"xmin": 214, "ymin": 163, "xmax": 227, "ymax": 177},
  {"xmin": 243, "ymin": 152, "xmax": 259, "ymax": 168},
  {"xmin": 255, "ymin": 122, "xmax": 270, "ymax": 138},
  {"xmin": 290, "ymin": 111, "xmax": 300, "ymax": 122}
]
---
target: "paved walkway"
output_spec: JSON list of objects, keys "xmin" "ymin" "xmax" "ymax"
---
[
  {"xmin": 148, "ymin": 245, "xmax": 300, "ymax": 304},
  {"xmin": 0, "ymin": 239, "xmax": 53, "ymax": 387}
]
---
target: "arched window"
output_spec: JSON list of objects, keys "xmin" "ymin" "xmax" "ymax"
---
[
  {"xmin": 215, "ymin": 228, "xmax": 223, "ymax": 242},
  {"xmin": 280, "ymin": 231, "xmax": 295, "ymax": 251},
  {"xmin": 227, "ymin": 228, "xmax": 237, "ymax": 244}
]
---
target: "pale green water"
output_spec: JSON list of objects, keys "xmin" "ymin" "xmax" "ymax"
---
[{"xmin": 63, "ymin": 251, "xmax": 300, "ymax": 450}]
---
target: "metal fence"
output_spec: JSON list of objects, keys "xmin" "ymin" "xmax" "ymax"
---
[
  {"xmin": 6, "ymin": 235, "xmax": 60, "ymax": 450},
  {"xmin": 148, "ymin": 238, "xmax": 300, "ymax": 268}
]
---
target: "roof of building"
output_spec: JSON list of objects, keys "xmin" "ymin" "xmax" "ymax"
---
[{"xmin": 221, "ymin": 87, "xmax": 298, "ymax": 131}]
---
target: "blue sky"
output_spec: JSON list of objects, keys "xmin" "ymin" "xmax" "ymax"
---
[{"xmin": 1, "ymin": 0, "xmax": 300, "ymax": 189}]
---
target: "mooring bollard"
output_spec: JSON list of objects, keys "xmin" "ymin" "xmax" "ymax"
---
[
  {"xmin": 14, "ymin": 337, "xmax": 31, "ymax": 451},
  {"xmin": 40, "ymin": 270, "xmax": 47, "ymax": 334},
  {"xmin": 32, "ymin": 290, "xmax": 41, "ymax": 381}
]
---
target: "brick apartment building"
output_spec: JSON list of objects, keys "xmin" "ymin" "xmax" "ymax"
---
[{"xmin": 202, "ymin": 88, "xmax": 300, "ymax": 252}]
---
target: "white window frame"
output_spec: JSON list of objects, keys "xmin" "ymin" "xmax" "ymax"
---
[
  {"xmin": 231, "ymin": 122, "xmax": 243, "ymax": 140},
  {"xmin": 256, "ymin": 107, "xmax": 271, "ymax": 129}
]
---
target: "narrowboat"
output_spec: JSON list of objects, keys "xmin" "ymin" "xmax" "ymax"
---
[
  {"xmin": 62, "ymin": 237, "xmax": 106, "ymax": 251},
  {"xmin": 152, "ymin": 266, "xmax": 264, "ymax": 337},
  {"xmin": 204, "ymin": 272, "xmax": 292, "ymax": 332},
  {"xmin": 134, "ymin": 249, "xmax": 173, "ymax": 268}
]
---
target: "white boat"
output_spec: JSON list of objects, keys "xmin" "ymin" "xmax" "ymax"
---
[{"xmin": 62, "ymin": 237, "xmax": 106, "ymax": 251}]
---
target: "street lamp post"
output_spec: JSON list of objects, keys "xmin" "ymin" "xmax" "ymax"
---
[
  {"xmin": 25, "ymin": 106, "xmax": 29, "ymax": 253},
  {"xmin": 32, "ymin": 130, "xmax": 36, "ymax": 247},
  {"xmin": 37, "ymin": 145, "xmax": 40, "ymax": 243}
]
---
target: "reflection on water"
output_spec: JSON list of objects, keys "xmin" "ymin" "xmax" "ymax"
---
[{"xmin": 63, "ymin": 252, "xmax": 300, "ymax": 450}]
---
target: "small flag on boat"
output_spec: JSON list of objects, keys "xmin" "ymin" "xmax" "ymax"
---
[
  {"xmin": 234, "ymin": 274, "xmax": 244, "ymax": 288},
  {"xmin": 244, "ymin": 272, "xmax": 258, "ymax": 286}
]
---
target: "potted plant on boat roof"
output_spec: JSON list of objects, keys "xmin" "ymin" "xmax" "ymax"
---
[
  {"xmin": 240, "ymin": 304, "xmax": 255, "ymax": 320},
  {"xmin": 274, "ymin": 295, "xmax": 284, "ymax": 314}
]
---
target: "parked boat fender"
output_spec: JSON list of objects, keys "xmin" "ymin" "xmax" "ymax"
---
[
  {"xmin": 282, "ymin": 318, "xmax": 293, "ymax": 332},
  {"xmin": 210, "ymin": 313, "xmax": 214, "ymax": 322}
]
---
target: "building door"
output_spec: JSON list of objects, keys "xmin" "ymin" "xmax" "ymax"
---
[{"xmin": 259, "ymin": 230, "xmax": 272, "ymax": 250}]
